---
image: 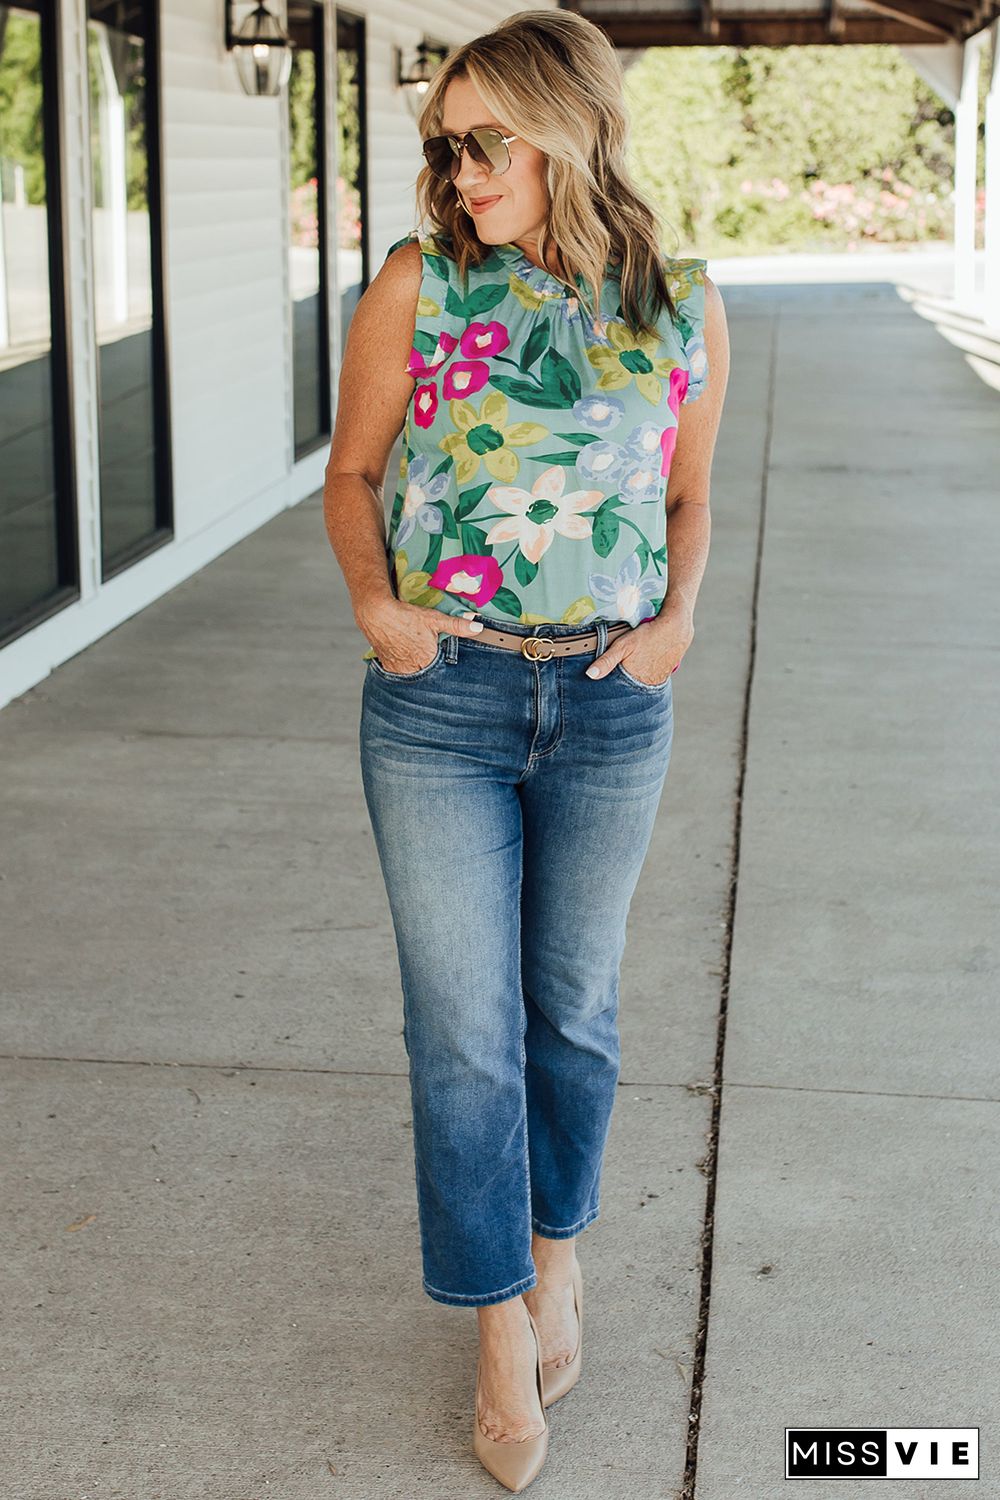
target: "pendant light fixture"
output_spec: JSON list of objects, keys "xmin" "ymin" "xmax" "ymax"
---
[{"xmin": 225, "ymin": 1, "xmax": 294, "ymax": 97}]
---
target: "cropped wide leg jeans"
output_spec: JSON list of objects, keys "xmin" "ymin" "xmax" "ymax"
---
[{"xmin": 358, "ymin": 614, "xmax": 675, "ymax": 1307}]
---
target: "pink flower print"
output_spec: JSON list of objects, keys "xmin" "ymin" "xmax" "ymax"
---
[
  {"xmin": 667, "ymin": 365, "xmax": 689, "ymax": 417},
  {"xmin": 460, "ymin": 322, "xmax": 511, "ymax": 360},
  {"xmin": 427, "ymin": 553, "xmax": 504, "ymax": 607},
  {"xmin": 660, "ymin": 367, "xmax": 689, "ymax": 473},
  {"xmin": 405, "ymin": 331, "xmax": 459, "ymax": 381},
  {"xmin": 660, "ymin": 423, "xmax": 677, "ymax": 476},
  {"xmin": 443, "ymin": 362, "xmax": 491, "ymax": 400},
  {"xmin": 439, "ymin": 322, "xmax": 511, "ymax": 400},
  {"xmin": 413, "ymin": 381, "xmax": 439, "ymax": 429}
]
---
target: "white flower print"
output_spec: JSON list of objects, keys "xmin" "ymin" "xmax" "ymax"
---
[{"xmin": 485, "ymin": 465, "xmax": 603, "ymax": 565}]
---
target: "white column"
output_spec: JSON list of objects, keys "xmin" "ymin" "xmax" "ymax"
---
[
  {"xmin": 953, "ymin": 32, "xmax": 985, "ymax": 312},
  {"xmin": 57, "ymin": 0, "xmax": 103, "ymax": 600},
  {"xmin": 93, "ymin": 25, "xmax": 130, "ymax": 327},
  {"xmin": 984, "ymin": 21, "xmax": 1000, "ymax": 329}
]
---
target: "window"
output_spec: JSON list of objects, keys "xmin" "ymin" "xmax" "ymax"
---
[
  {"xmin": 287, "ymin": 0, "xmax": 330, "ymax": 457},
  {"xmin": 87, "ymin": 0, "xmax": 171, "ymax": 578},
  {"xmin": 0, "ymin": 2, "xmax": 77, "ymax": 644},
  {"xmin": 334, "ymin": 9, "xmax": 368, "ymax": 353}
]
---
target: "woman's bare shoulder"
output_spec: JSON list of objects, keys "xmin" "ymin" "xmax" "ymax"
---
[
  {"xmin": 372, "ymin": 236, "xmax": 423, "ymax": 302},
  {"xmin": 344, "ymin": 238, "xmax": 423, "ymax": 365}
]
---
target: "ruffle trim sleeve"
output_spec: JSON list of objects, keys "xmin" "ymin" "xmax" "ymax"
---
[{"xmin": 664, "ymin": 255, "xmax": 709, "ymax": 406}]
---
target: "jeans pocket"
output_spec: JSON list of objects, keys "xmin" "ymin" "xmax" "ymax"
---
[
  {"xmin": 612, "ymin": 660, "xmax": 674, "ymax": 695},
  {"xmin": 368, "ymin": 638, "xmax": 446, "ymax": 681}
]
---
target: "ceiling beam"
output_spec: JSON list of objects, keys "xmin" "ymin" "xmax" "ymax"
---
[{"xmin": 579, "ymin": 10, "xmax": 980, "ymax": 44}]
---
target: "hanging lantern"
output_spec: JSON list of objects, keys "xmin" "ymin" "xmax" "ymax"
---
[{"xmin": 225, "ymin": 2, "xmax": 294, "ymax": 97}]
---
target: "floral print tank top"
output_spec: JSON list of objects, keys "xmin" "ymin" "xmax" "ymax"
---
[{"xmin": 376, "ymin": 230, "xmax": 708, "ymax": 635}]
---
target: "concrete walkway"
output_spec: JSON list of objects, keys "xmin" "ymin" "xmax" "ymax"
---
[{"xmin": 2, "ymin": 265, "xmax": 997, "ymax": 1499}]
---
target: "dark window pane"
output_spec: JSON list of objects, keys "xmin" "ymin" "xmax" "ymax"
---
[
  {"xmin": 335, "ymin": 11, "xmax": 367, "ymax": 355},
  {"xmin": 0, "ymin": 4, "xmax": 72, "ymax": 634},
  {"xmin": 87, "ymin": 0, "xmax": 168, "ymax": 573},
  {"xmin": 288, "ymin": 1, "xmax": 329, "ymax": 455}
]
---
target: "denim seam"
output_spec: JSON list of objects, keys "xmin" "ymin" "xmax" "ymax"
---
[
  {"xmin": 531, "ymin": 1203, "xmax": 600, "ymax": 1237},
  {"xmin": 517, "ymin": 852, "xmax": 535, "ymax": 1283},
  {"xmin": 423, "ymin": 1270, "xmax": 538, "ymax": 1306},
  {"xmin": 526, "ymin": 671, "xmax": 565, "ymax": 763}
]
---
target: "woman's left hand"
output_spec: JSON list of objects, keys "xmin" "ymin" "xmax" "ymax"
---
[{"xmin": 585, "ymin": 600, "xmax": 694, "ymax": 686}]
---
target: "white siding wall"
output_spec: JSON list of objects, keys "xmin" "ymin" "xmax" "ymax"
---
[
  {"xmin": 161, "ymin": 0, "xmax": 292, "ymax": 537},
  {"xmin": 0, "ymin": 0, "xmax": 552, "ymax": 708}
]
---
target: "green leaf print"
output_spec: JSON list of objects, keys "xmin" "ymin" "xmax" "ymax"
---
[
  {"xmin": 592, "ymin": 502, "xmax": 621, "ymax": 557},
  {"xmin": 538, "ymin": 348, "xmax": 581, "ymax": 405},
  {"xmin": 514, "ymin": 552, "xmax": 539, "ymax": 588},
  {"xmin": 486, "ymin": 373, "xmax": 567, "ymax": 408},
  {"xmin": 424, "ymin": 531, "xmax": 444, "ymax": 573},
  {"xmin": 445, "ymin": 283, "xmax": 508, "ymax": 320},
  {"xmin": 436, "ymin": 502, "xmax": 459, "ymax": 539},
  {"xmin": 456, "ymin": 482, "xmax": 492, "ymax": 520},
  {"xmin": 552, "ymin": 432, "xmax": 600, "ymax": 449},
  {"xmin": 460, "ymin": 521, "xmax": 491, "ymax": 554},
  {"xmin": 413, "ymin": 329, "xmax": 441, "ymax": 363},
  {"xmin": 532, "ymin": 450, "xmax": 599, "ymax": 468},
  {"xmin": 490, "ymin": 585, "xmax": 523, "ymax": 619},
  {"xmin": 520, "ymin": 321, "xmax": 550, "ymax": 373},
  {"xmin": 423, "ymin": 250, "xmax": 451, "ymax": 284}
]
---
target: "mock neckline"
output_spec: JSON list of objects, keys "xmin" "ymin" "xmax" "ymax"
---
[{"xmin": 493, "ymin": 240, "xmax": 619, "ymax": 299}]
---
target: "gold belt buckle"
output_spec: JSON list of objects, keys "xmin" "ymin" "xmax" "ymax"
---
[{"xmin": 521, "ymin": 635, "xmax": 556, "ymax": 661}]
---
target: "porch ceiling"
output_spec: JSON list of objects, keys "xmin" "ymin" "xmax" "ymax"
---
[{"xmin": 562, "ymin": 0, "xmax": 1000, "ymax": 47}]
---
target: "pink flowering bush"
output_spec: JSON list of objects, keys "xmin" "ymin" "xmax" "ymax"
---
[
  {"xmin": 726, "ymin": 167, "xmax": 953, "ymax": 249},
  {"xmin": 336, "ymin": 174, "xmax": 362, "ymax": 251},
  {"xmin": 290, "ymin": 177, "xmax": 318, "ymax": 250}
]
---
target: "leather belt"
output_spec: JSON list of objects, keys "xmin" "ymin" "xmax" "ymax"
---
[{"xmin": 467, "ymin": 619, "xmax": 634, "ymax": 660}]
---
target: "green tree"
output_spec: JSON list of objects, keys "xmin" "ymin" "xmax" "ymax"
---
[{"xmin": 0, "ymin": 13, "xmax": 45, "ymax": 203}]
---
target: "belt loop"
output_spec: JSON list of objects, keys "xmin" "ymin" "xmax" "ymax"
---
[
  {"xmin": 594, "ymin": 619, "xmax": 608, "ymax": 658},
  {"xmin": 444, "ymin": 630, "xmax": 459, "ymax": 664}
]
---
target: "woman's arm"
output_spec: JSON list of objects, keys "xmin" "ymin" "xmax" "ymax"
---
[
  {"xmin": 587, "ymin": 275, "xmax": 731, "ymax": 682},
  {"xmin": 659, "ymin": 275, "xmax": 730, "ymax": 621},
  {"xmin": 323, "ymin": 243, "xmax": 486, "ymax": 671},
  {"xmin": 322, "ymin": 239, "xmax": 422, "ymax": 630}
]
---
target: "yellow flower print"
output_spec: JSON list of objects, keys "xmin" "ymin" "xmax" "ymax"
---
[
  {"xmin": 518, "ymin": 596, "xmax": 597, "ymax": 627},
  {"xmin": 439, "ymin": 390, "xmax": 548, "ymax": 485},
  {"xmin": 485, "ymin": 464, "xmax": 602, "ymax": 565},
  {"xmin": 585, "ymin": 322, "xmax": 681, "ymax": 405},
  {"xmin": 508, "ymin": 271, "xmax": 565, "ymax": 313},
  {"xmin": 666, "ymin": 260, "xmax": 706, "ymax": 304}
]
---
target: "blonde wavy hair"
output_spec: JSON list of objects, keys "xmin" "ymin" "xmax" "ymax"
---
[{"xmin": 412, "ymin": 9, "xmax": 680, "ymax": 337}]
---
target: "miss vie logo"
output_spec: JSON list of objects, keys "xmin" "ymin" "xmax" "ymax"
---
[{"xmin": 785, "ymin": 1428, "xmax": 979, "ymax": 1480}]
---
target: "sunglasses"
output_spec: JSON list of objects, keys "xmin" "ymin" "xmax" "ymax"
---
[{"xmin": 421, "ymin": 127, "xmax": 520, "ymax": 183}]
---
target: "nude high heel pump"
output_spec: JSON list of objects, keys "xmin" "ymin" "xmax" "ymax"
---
[
  {"xmin": 472, "ymin": 1308, "xmax": 549, "ymax": 1493},
  {"xmin": 541, "ymin": 1257, "xmax": 583, "ymax": 1408}
]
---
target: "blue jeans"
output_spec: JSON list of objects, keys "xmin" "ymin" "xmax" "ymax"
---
[{"xmin": 358, "ymin": 614, "xmax": 675, "ymax": 1307}]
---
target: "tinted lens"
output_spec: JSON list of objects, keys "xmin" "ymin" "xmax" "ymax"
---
[
  {"xmin": 422, "ymin": 135, "xmax": 457, "ymax": 180},
  {"xmin": 421, "ymin": 128, "xmax": 508, "ymax": 181},
  {"xmin": 468, "ymin": 128, "xmax": 508, "ymax": 172}
]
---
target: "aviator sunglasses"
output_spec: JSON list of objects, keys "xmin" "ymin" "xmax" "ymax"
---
[{"xmin": 422, "ymin": 126, "xmax": 519, "ymax": 183}]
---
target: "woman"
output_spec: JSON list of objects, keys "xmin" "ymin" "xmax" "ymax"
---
[{"xmin": 324, "ymin": 9, "xmax": 729, "ymax": 1491}]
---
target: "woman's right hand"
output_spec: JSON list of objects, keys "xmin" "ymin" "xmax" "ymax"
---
[{"xmin": 357, "ymin": 598, "xmax": 484, "ymax": 675}]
